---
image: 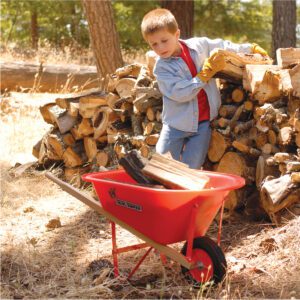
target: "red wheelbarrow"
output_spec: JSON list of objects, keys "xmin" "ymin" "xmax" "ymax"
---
[{"xmin": 46, "ymin": 169, "xmax": 244, "ymax": 285}]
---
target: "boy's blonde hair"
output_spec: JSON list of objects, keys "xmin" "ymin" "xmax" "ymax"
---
[{"xmin": 141, "ymin": 8, "xmax": 178, "ymax": 39}]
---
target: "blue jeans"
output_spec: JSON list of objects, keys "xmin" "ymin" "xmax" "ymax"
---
[{"xmin": 156, "ymin": 121, "xmax": 211, "ymax": 169}]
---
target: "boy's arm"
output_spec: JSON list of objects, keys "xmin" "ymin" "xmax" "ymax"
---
[
  {"xmin": 154, "ymin": 64, "xmax": 206, "ymax": 103},
  {"xmin": 202, "ymin": 37, "xmax": 253, "ymax": 55}
]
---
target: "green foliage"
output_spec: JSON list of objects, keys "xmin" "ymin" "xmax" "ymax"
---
[
  {"xmin": 0, "ymin": 0, "xmax": 89, "ymax": 48},
  {"xmin": 112, "ymin": 0, "xmax": 159, "ymax": 53},
  {"xmin": 194, "ymin": 0, "xmax": 272, "ymax": 53}
]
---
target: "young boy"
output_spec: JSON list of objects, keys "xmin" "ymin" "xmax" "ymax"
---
[{"xmin": 141, "ymin": 8, "xmax": 267, "ymax": 169}]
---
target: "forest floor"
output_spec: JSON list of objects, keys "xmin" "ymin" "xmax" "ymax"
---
[{"xmin": 0, "ymin": 49, "xmax": 300, "ymax": 299}]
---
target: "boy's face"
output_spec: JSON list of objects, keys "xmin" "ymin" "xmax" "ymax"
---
[{"xmin": 146, "ymin": 29, "xmax": 180, "ymax": 59}]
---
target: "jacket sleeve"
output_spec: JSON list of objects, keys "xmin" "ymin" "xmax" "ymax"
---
[
  {"xmin": 154, "ymin": 63, "xmax": 205, "ymax": 103},
  {"xmin": 202, "ymin": 37, "xmax": 252, "ymax": 55}
]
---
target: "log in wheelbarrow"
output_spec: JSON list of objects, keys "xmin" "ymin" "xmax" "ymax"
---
[{"xmin": 46, "ymin": 169, "xmax": 244, "ymax": 285}]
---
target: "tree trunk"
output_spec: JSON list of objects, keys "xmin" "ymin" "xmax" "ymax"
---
[
  {"xmin": 82, "ymin": 0, "xmax": 123, "ymax": 76},
  {"xmin": 31, "ymin": 8, "xmax": 38, "ymax": 49},
  {"xmin": 272, "ymin": 0, "xmax": 296, "ymax": 60},
  {"xmin": 160, "ymin": 0, "xmax": 194, "ymax": 38}
]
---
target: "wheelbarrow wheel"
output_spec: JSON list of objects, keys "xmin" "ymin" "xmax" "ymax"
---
[{"xmin": 181, "ymin": 236, "xmax": 227, "ymax": 285}]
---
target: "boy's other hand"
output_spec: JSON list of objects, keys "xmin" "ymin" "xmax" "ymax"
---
[
  {"xmin": 197, "ymin": 52, "xmax": 226, "ymax": 83},
  {"xmin": 252, "ymin": 43, "xmax": 268, "ymax": 56}
]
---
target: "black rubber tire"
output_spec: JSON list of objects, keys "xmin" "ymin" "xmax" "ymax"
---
[{"xmin": 181, "ymin": 236, "xmax": 227, "ymax": 285}]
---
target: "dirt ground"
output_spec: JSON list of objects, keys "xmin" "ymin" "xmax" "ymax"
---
[{"xmin": 1, "ymin": 93, "xmax": 300, "ymax": 299}]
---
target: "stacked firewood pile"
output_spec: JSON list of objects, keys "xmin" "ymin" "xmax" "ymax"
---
[
  {"xmin": 209, "ymin": 48, "xmax": 300, "ymax": 223},
  {"xmin": 33, "ymin": 48, "xmax": 300, "ymax": 223},
  {"xmin": 33, "ymin": 58, "xmax": 162, "ymax": 186}
]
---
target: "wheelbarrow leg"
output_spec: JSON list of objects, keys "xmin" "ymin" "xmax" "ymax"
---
[
  {"xmin": 111, "ymin": 221, "xmax": 119, "ymax": 277},
  {"xmin": 127, "ymin": 246, "xmax": 153, "ymax": 280},
  {"xmin": 186, "ymin": 204, "xmax": 199, "ymax": 261}
]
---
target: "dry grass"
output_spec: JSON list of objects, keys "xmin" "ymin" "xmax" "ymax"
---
[
  {"xmin": 0, "ymin": 43, "xmax": 147, "ymax": 66},
  {"xmin": 0, "ymin": 59, "xmax": 299, "ymax": 298}
]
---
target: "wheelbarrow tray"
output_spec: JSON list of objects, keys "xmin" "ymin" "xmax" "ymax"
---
[{"xmin": 82, "ymin": 169, "xmax": 244, "ymax": 245}]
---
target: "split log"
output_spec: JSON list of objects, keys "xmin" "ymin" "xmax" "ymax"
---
[
  {"xmin": 68, "ymin": 102, "xmax": 79, "ymax": 117},
  {"xmin": 276, "ymin": 48, "xmax": 300, "ymax": 68},
  {"xmin": 296, "ymin": 132, "xmax": 300, "ymax": 147},
  {"xmin": 244, "ymin": 100, "xmax": 254, "ymax": 112},
  {"xmin": 286, "ymin": 161, "xmax": 300, "ymax": 172},
  {"xmin": 143, "ymin": 121, "xmax": 162, "ymax": 136},
  {"xmin": 278, "ymin": 127, "xmax": 293, "ymax": 146},
  {"xmin": 115, "ymin": 78, "xmax": 136, "ymax": 98},
  {"xmin": 219, "ymin": 105, "xmax": 238, "ymax": 118},
  {"xmin": 48, "ymin": 106, "xmax": 77, "ymax": 134},
  {"xmin": 0, "ymin": 61, "xmax": 100, "ymax": 92},
  {"xmin": 233, "ymin": 119, "xmax": 255, "ymax": 135},
  {"xmin": 146, "ymin": 106, "xmax": 162, "ymax": 122},
  {"xmin": 232, "ymin": 87, "xmax": 245, "ymax": 103},
  {"xmin": 232, "ymin": 140, "xmax": 261, "ymax": 157},
  {"xmin": 142, "ymin": 153, "xmax": 210, "ymax": 190},
  {"xmin": 84, "ymin": 137, "xmax": 98, "ymax": 161},
  {"xmin": 32, "ymin": 139, "xmax": 42, "ymax": 159},
  {"xmin": 134, "ymin": 97, "xmax": 162, "ymax": 114},
  {"xmin": 39, "ymin": 103, "xmax": 56, "ymax": 124},
  {"xmin": 217, "ymin": 151, "xmax": 255, "ymax": 210},
  {"xmin": 95, "ymin": 151, "xmax": 110, "ymax": 167},
  {"xmin": 62, "ymin": 142, "xmax": 87, "ymax": 167},
  {"xmin": 119, "ymin": 150, "xmax": 158, "ymax": 185},
  {"xmin": 256, "ymin": 155, "xmax": 280, "ymax": 187},
  {"xmin": 291, "ymin": 172, "xmax": 300, "ymax": 183},
  {"xmin": 62, "ymin": 133, "xmax": 75, "ymax": 146},
  {"xmin": 243, "ymin": 65, "xmax": 281, "ymax": 93},
  {"xmin": 255, "ymin": 132, "xmax": 268, "ymax": 149},
  {"xmin": 268, "ymin": 129, "xmax": 277, "ymax": 145},
  {"xmin": 47, "ymin": 131, "xmax": 66, "ymax": 159},
  {"xmin": 79, "ymin": 94, "xmax": 107, "ymax": 118},
  {"xmin": 145, "ymin": 134, "xmax": 159, "ymax": 146},
  {"xmin": 140, "ymin": 144, "xmax": 154, "ymax": 159},
  {"xmin": 131, "ymin": 114, "xmax": 143, "ymax": 136},
  {"xmin": 282, "ymin": 64, "xmax": 300, "ymax": 98},
  {"xmin": 213, "ymin": 49, "xmax": 272, "ymax": 83},
  {"xmin": 252, "ymin": 69, "xmax": 282, "ymax": 104},
  {"xmin": 115, "ymin": 63, "xmax": 143, "ymax": 78},
  {"xmin": 273, "ymin": 152, "xmax": 292, "ymax": 163},
  {"xmin": 217, "ymin": 151, "xmax": 255, "ymax": 183},
  {"xmin": 260, "ymin": 174, "xmax": 300, "ymax": 222},
  {"xmin": 135, "ymin": 65, "xmax": 152, "ymax": 88},
  {"xmin": 114, "ymin": 143, "xmax": 127, "ymax": 159},
  {"xmin": 93, "ymin": 107, "xmax": 111, "ymax": 139},
  {"xmin": 77, "ymin": 118, "xmax": 94, "ymax": 136},
  {"xmin": 207, "ymin": 130, "xmax": 230, "ymax": 162},
  {"xmin": 55, "ymin": 88, "xmax": 103, "ymax": 109},
  {"xmin": 106, "ymin": 93, "xmax": 120, "ymax": 109}
]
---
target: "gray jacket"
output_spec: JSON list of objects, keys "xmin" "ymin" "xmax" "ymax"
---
[{"xmin": 153, "ymin": 37, "xmax": 252, "ymax": 132}]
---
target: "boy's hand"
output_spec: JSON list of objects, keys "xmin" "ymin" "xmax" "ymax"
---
[
  {"xmin": 252, "ymin": 43, "xmax": 268, "ymax": 56},
  {"xmin": 197, "ymin": 52, "xmax": 226, "ymax": 83}
]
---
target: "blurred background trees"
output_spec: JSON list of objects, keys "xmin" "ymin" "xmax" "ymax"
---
[{"xmin": 0, "ymin": 0, "xmax": 299, "ymax": 59}]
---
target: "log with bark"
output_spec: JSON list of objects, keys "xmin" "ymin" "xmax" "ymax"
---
[{"xmin": 0, "ymin": 61, "xmax": 100, "ymax": 92}]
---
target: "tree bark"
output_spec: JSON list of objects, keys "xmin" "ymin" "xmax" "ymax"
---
[
  {"xmin": 272, "ymin": 0, "xmax": 296, "ymax": 60},
  {"xmin": 82, "ymin": 0, "xmax": 123, "ymax": 76},
  {"xmin": 31, "ymin": 8, "xmax": 38, "ymax": 49},
  {"xmin": 160, "ymin": 0, "xmax": 194, "ymax": 39}
]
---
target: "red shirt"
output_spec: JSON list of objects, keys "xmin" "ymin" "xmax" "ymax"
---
[{"xmin": 178, "ymin": 41, "xmax": 210, "ymax": 122}]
